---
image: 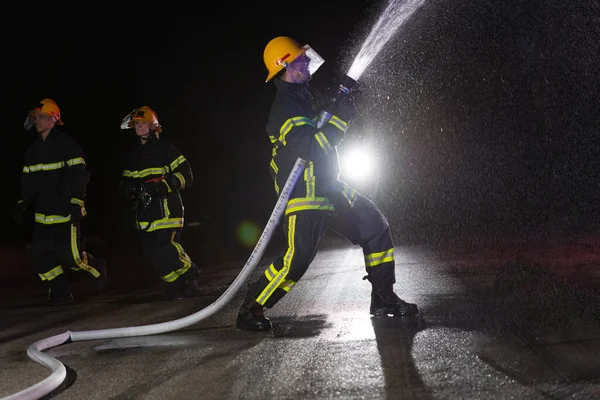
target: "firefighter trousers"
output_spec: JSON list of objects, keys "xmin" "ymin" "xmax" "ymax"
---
[
  {"xmin": 27, "ymin": 222, "xmax": 103, "ymax": 289},
  {"xmin": 138, "ymin": 228, "xmax": 194, "ymax": 284},
  {"xmin": 248, "ymin": 190, "xmax": 396, "ymax": 309}
]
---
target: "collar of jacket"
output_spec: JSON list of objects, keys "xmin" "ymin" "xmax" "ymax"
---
[{"xmin": 274, "ymin": 78, "xmax": 310, "ymax": 98}]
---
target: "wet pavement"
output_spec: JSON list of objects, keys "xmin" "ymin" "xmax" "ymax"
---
[{"xmin": 0, "ymin": 232, "xmax": 599, "ymax": 399}]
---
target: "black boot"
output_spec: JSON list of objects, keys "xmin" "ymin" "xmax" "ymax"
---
[
  {"xmin": 163, "ymin": 280, "xmax": 185, "ymax": 300},
  {"xmin": 48, "ymin": 276, "xmax": 74, "ymax": 306},
  {"xmin": 181, "ymin": 264, "xmax": 202, "ymax": 298},
  {"xmin": 236, "ymin": 300, "xmax": 272, "ymax": 331},
  {"xmin": 88, "ymin": 253, "xmax": 108, "ymax": 294},
  {"xmin": 364, "ymin": 276, "xmax": 418, "ymax": 317}
]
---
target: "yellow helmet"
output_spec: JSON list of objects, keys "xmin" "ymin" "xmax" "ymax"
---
[
  {"xmin": 263, "ymin": 36, "xmax": 308, "ymax": 82},
  {"xmin": 34, "ymin": 99, "xmax": 64, "ymax": 125},
  {"xmin": 120, "ymin": 106, "xmax": 162, "ymax": 134}
]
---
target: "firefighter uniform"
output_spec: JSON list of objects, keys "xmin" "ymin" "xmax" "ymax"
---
[
  {"xmin": 16, "ymin": 99, "xmax": 106, "ymax": 305},
  {"xmin": 118, "ymin": 106, "xmax": 200, "ymax": 299},
  {"xmin": 237, "ymin": 37, "xmax": 418, "ymax": 331}
]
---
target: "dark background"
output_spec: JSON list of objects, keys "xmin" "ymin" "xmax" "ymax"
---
[{"xmin": 5, "ymin": 0, "xmax": 600, "ymax": 265}]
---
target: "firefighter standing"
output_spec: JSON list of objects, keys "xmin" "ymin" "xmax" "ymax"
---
[
  {"xmin": 13, "ymin": 99, "xmax": 108, "ymax": 306},
  {"xmin": 236, "ymin": 37, "xmax": 419, "ymax": 331},
  {"xmin": 118, "ymin": 106, "xmax": 202, "ymax": 300}
]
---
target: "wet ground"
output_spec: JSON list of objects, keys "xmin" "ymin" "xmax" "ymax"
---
[{"xmin": 0, "ymin": 231, "xmax": 599, "ymax": 399}]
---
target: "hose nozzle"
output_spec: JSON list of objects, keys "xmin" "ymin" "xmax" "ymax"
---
[{"xmin": 334, "ymin": 75, "xmax": 357, "ymax": 101}]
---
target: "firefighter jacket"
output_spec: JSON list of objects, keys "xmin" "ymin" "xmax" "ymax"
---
[
  {"xmin": 19, "ymin": 128, "xmax": 90, "ymax": 225},
  {"xmin": 267, "ymin": 78, "xmax": 351, "ymax": 216},
  {"xmin": 119, "ymin": 136, "xmax": 193, "ymax": 232}
]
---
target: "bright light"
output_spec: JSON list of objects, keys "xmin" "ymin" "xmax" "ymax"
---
[{"xmin": 341, "ymin": 147, "xmax": 374, "ymax": 182}]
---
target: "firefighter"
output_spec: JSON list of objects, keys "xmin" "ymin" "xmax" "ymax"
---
[
  {"xmin": 236, "ymin": 37, "xmax": 419, "ymax": 331},
  {"xmin": 13, "ymin": 98, "xmax": 108, "ymax": 306},
  {"xmin": 118, "ymin": 106, "xmax": 202, "ymax": 300}
]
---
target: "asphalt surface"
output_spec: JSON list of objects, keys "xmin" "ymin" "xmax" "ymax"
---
[{"xmin": 1, "ymin": 232, "xmax": 600, "ymax": 399}]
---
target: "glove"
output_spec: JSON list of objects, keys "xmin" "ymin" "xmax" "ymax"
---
[
  {"xmin": 70, "ymin": 204, "xmax": 87, "ymax": 223},
  {"xmin": 334, "ymin": 96, "xmax": 358, "ymax": 122},
  {"xmin": 143, "ymin": 180, "xmax": 169, "ymax": 196},
  {"xmin": 12, "ymin": 200, "xmax": 31, "ymax": 227}
]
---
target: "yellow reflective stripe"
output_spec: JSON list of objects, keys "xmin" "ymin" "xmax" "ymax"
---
[
  {"xmin": 172, "ymin": 241, "xmax": 192, "ymax": 268},
  {"xmin": 38, "ymin": 265, "xmax": 65, "ymax": 281},
  {"xmin": 274, "ymin": 179, "xmax": 280, "ymax": 195},
  {"xmin": 34, "ymin": 213, "xmax": 71, "ymax": 224},
  {"xmin": 70, "ymin": 226, "xmax": 100, "ymax": 277},
  {"xmin": 122, "ymin": 167, "xmax": 168, "ymax": 178},
  {"xmin": 314, "ymin": 132, "xmax": 334, "ymax": 154},
  {"xmin": 285, "ymin": 197, "xmax": 334, "ymax": 215},
  {"xmin": 304, "ymin": 162, "xmax": 315, "ymax": 197},
  {"xmin": 364, "ymin": 248, "xmax": 395, "ymax": 267},
  {"xmin": 278, "ymin": 280, "xmax": 296, "ymax": 292},
  {"xmin": 70, "ymin": 198, "xmax": 85, "ymax": 206},
  {"xmin": 257, "ymin": 215, "xmax": 296, "ymax": 305},
  {"xmin": 278, "ymin": 116, "xmax": 314, "ymax": 145},
  {"xmin": 173, "ymin": 172, "xmax": 186, "ymax": 189},
  {"xmin": 23, "ymin": 161, "xmax": 65, "ymax": 173},
  {"xmin": 66, "ymin": 157, "xmax": 86, "ymax": 166},
  {"xmin": 137, "ymin": 217, "xmax": 184, "ymax": 232},
  {"xmin": 169, "ymin": 155, "xmax": 187, "ymax": 171},
  {"xmin": 329, "ymin": 115, "xmax": 349, "ymax": 132},
  {"xmin": 270, "ymin": 159, "xmax": 278, "ymax": 173},
  {"xmin": 162, "ymin": 271, "xmax": 179, "ymax": 282},
  {"xmin": 341, "ymin": 182, "xmax": 358, "ymax": 207}
]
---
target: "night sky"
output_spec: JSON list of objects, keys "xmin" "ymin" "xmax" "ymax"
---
[{"xmin": 6, "ymin": 0, "xmax": 600, "ymax": 255}]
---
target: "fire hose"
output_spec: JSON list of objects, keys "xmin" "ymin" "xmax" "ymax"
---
[
  {"xmin": 4, "ymin": 74, "xmax": 357, "ymax": 400},
  {"xmin": 2, "ymin": 158, "xmax": 306, "ymax": 400}
]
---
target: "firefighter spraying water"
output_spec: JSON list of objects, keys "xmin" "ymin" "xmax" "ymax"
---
[{"xmin": 2, "ymin": 2, "xmax": 428, "ymax": 398}]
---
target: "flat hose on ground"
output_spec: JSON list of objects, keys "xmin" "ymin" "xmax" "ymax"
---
[{"xmin": 2, "ymin": 158, "xmax": 306, "ymax": 400}]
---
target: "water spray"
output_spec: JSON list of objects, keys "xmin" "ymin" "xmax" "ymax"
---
[
  {"xmin": 2, "ymin": 2, "xmax": 428, "ymax": 399},
  {"xmin": 317, "ymin": 0, "xmax": 425, "ymax": 129}
]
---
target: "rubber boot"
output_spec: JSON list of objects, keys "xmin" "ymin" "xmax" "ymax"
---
[
  {"xmin": 236, "ymin": 299, "xmax": 272, "ymax": 331},
  {"xmin": 88, "ymin": 253, "xmax": 108, "ymax": 294},
  {"xmin": 364, "ymin": 276, "xmax": 418, "ymax": 317},
  {"xmin": 181, "ymin": 263, "xmax": 202, "ymax": 298},
  {"xmin": 48, "ymin": 275, "xmax": 74, "ymax": 306}
]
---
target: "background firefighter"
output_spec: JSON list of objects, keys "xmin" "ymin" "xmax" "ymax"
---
[
  {"xmin": 236, "ymin": 37, "xmax": 419, "ymax": 331},
  {"xmin": 117, "ymin": 106, "xmax": 202, "ymax": 300},
  {"xmin": 13, "ymin": 98, "xmax": 108, "ymax": 306}
]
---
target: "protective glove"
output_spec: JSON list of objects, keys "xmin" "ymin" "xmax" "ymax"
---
[
  {"xmin": 143, "ymin": 180, "xmax": 169, "ymax": 197},
  {"xmin": 70, "ymin": 204, "xmax": 87, "ymax": 223},
  {"xmin": 12, "ymin": 200, "xmax": 31, "ymax": 227},
  {"xmin": 334, "ymin": 96, "xmax": 358, "ymax": 122}
]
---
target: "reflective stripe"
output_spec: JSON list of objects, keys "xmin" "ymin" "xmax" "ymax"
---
[
  {"xmin": 278, "ymin": 116, "xmax": 315, "ymax": 145},
  {"xmin": 137, "ymin": 217, "xmax": 184, "ymax": 232},
  {"xmin": 364, "ymin": 248, "xmax": 395, "ymax": 267},
  {"xmin": 303, "ymin": 162, "xmax": 315, "ymax": 198},
  {"xmin": 38, "ymin": 265, "xmax": 65, "ymax": 281},
  {"xmin": 314, "ymin": 131, "xmax": 334, "ymax": 154},
  {"xmin": 256, "ymin": 215, "xmax": 297, "ymax": 305},
  {"xmin": 34, "ymin": 213, "xmax": 71, "ymax": 224},
  {"xmin": 329, "ymin": 115, "xmax": 349, "ymax": 132},
  {"xmin": 285, "ymin": 197, "xmax": 334, "ymax": 215},
  {"xmin": 23, "ymin": 161, "xmax": 65, "ymax": 173},
  {"xmin": 173, "ymin": 172, "xmax": 186, "ymax": 188},
  {"xmin": 71, "ymin": 225, "xmax": 100, "ymax": 278},
  {"xmin": 67, "ymin": 157, "xmax": 86, "ymax": 166}
]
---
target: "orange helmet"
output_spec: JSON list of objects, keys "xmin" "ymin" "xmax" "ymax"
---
[{"xmin": 120, "ymin": 106, "xmax": 162, "ymax": 134}]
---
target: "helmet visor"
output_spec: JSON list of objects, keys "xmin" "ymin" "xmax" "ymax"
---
[
  {"xmin": 304, "ymin": 46, "xmax": 325, "ymax": 76},
  {"xmin": 120, "ymin": 109, "xmax": 137, "ymax": 130}
]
